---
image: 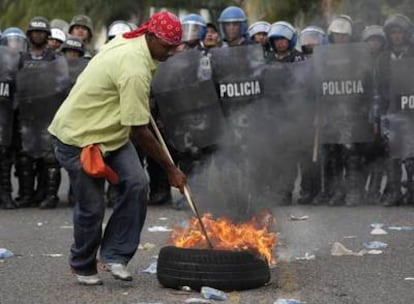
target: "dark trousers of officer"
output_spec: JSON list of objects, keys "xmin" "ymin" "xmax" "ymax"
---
[{"xmin": 0, "ymin": 146, "xmax": 15, "ymax": 209}]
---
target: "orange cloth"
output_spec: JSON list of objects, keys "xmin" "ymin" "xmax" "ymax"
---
[{"xmin": 80, "ymin": 144, "xmax": 119, "ymax": 183}]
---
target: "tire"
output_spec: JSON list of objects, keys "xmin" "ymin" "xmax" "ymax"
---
[{"xmin": 157, "ymin": 246, "xmax": 271, "ymax": 291}]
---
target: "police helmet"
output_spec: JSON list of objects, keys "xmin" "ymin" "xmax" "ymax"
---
[
  {"xmin": 50, "ymin": 19, "xmax": 70, "ymax": 34},
  {"xmin": 383, "ymin": 14, "xmax": 413, "ymax": 36},
  {"xmin": 298, "ymin": 26, "xmax": 327, "ymax": 53},
  {"xmin": 69, "ymin": 15, "xmax": 94, "ymax": 38},
  {"xmin": 107, "ymin": 20, "xmax": 134, "ymax": 41},
  {"xmin": 50, "ymin": 28, "xmax": 66, "ymax": 43},
  {"xmin": 268, "ymin": 21, "xmax": 298, "ymax": 50},
  {"xmin": 218, "ymin": 6, "xmax": 248, "ymax": 40},
  {"xmin": 248, "ymin": 21, "xmax": 271, "ymax": 39},
  {"xmin": 327, "ymin": 15, "xmax": 353, "ymax": 36},
  {"xmin": 61, "ymin": 35, "xmax": 85, "ymax": 56},
  {"xmin": 181, "ymin": 14, "xmax": 207, "ymax": 42},
  {"xmin": 0, "ymin": 27, "xmax": 28, "ymax": 52},
  {"xmin": 361, "ymin": 25, "xmax": 386, "ymax": 42},
  {"xmin": 26, "ymin": 16, "xmax": 51, "ymax": 35}
]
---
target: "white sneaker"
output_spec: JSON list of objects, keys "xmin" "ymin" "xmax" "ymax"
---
[
  {"xmin": 76, "ymin": 274, "xmax": 103, "ymax": 286},
  {"xmin": 106, "ymin": 263, "xmax": 133, "ymax": 281}
]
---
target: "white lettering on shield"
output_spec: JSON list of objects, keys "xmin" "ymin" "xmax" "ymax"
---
[
  {"xmin": 219, "ymin": 80, "xmax": 261, "ymax": 98},
  {"xmin": 322, "ymin": 80, "xmax": 364, "ymax": 96},
  {"xmin": 401, "ymin": 95, "xmax": 414, "ymax": 110},
  {"xmin": 0, "ymin": 82, "xmax": 10, "ymax": 97}
]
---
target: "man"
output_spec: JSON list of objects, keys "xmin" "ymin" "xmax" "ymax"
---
[
  {"xmin": 376, "ymin": 14, "xmax": 414, "ymax": 206},
  {"xmin": 47, "ymin": 27, "xmax": 66, "ymax": 51},
  {"xmin": 203, "ymin": 23, "xmax": 221, "ymax": 48},
  {"xmin": 15, "ymin": 16, "xmax": 62, "ymax": 209},
  {"xmin": 68, "ymin": 14, "xmax": 94, "ymax": 58},
  {"xmin": 267, "ymin": 21, "xmax": 305, "ymax": 63},
  {"xmin": 48, "ymin": 11, "xmax": 186, "ymax": 285},
  {"xmin": 0, "ymin": 28, "xmax": 26, "ymax": 209},
  {"xmin": 217, "ymin": 6, "xmax": 251, "ymax": 47}
]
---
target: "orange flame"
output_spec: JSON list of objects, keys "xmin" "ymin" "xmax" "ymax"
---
[{"xmin": 168, "ymin": 210, "xmax": 278, "ymax": 265}]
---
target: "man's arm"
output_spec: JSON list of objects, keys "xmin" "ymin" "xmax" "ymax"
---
[{"xmin": 130, "ymin": 125, "xmax": 186, "ymax": 192}]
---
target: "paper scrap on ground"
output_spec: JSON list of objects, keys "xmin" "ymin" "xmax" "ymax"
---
[
  {"xmin": 404, "ymin": 277, "xmax": 414, "ymax": 281},
  {"xmin": 274, "ymin": 299, "xmax": 304, "ymax": 304},
  {"xmin": 141, "ymin": 261, "xmax": 157, "ymax": 274},
  {"xmin": 0, "ymin": 248, "xmax": 14, "ymax": 259},
  {"xmin": 388, "ymin": 226, "xmax": 414, "ymax": 231},
  {"xmin": 290, "ymin": 215, "xmax": 309, "ymax": 221},
  {"xmin": 138, "ymin": 242, "xmax": 156, "ymax": 250},
  {"xmin": 331, "ymin": 242, "xmax": 366, "ymax": 256},
  {"xmin": 148, "ymin": 226, "xmax": 172, "ymax": 232},
  {"xmin": 363, "ymin": 241, "xmax": 388, "ymax": 250},
  {"xmin": 295, "ymin": 252, "xmax": 315, "ymax": 260},
  {"xmin": 42, "ymin": 253, "xmax": 64, "ymax": 257},
  {"xmin": 185, "ymin": 298, "xmax": 212, "ymax": 304}
]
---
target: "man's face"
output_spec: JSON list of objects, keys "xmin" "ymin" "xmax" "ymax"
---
[
  {"xmin": 48, "ymin": 38, "xmax": 63, "ymax": 50},
  {"xmin": 71, "ymin": 25, "xmax": 90, "ymax": 42},
  {"xmin": 331, "ymin": 33, "xmax": 351, "ymax": 44},
  {"xmin": 274, "ymin": 37, "xmax": 289, "ymax": 53},
  {"xmin": 148, "ymin": 34, "xmax": 177, "ymax": 62},
  {"xmin": 204, "ymin": 27, "xmax": 220, "ymax": 47},
  {"xmin": 64, "ymin": 49, "xmax": 82, "ymax": 59},
  {"xmin": 29, "ymin": 30, "xmax": 48, "ymax": 46},
  {"xmin": 224, "ymin": 22, "xmax": 241, "ymax": 41},
  {"xmin": 253, "ymin": 32, "xmax": 267, "ymax": 45},
  {"xmin": 388, "ymin": 27, "xmax": 405, "ymax": 46},
  {"xmin": 366, "ymin": 36, "xmax": 383, "ymax": 53}
]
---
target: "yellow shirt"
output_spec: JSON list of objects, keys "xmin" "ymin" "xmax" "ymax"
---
[{"xmin": 48, "ymin": 35, "xmax": 157, "ymax": 154}]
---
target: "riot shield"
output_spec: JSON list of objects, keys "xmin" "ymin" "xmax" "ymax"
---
[
  {"xmin": 386, "ymin": 58, "xmax": 414, "ymax": 159},
  {"xmin": 0, "ymin": 47, "xmax": 19, "ymax": 146},
  {"xmin": 313, "ymin": 43, "xmax": 374, "ymax": 144},
  {"xmin": 262, "ymin": 60, "xmax": 315, "ymax": 151},
  {"xmin": 152, "ymin": 50, "xmax": 224, "ymax": 153},
  {"xmin": 15, "ymin": 55, "xmax": 71, "ymax": 158},
  {"xmin": 66, "ymin": 57, "xmax": 89, "ymax": 85}
]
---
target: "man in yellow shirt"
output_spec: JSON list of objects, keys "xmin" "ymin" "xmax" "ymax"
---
[{"xmin": 48, "ymin": 11, "xmax": 185, "ymax": 285}]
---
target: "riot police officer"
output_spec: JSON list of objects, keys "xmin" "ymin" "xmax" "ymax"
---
[
  {"xmin": 68, "ymin": 15, "xmax": 94, "ymax": 58},
  {"xmin": 48, "ymin": 27, "xmax": 66, "ymax": 51},
  {"xmin": 217, "ymin": 6, "xmax": 251, "ymax": 47},
  {"xmin": 296, "ymin": 26, "xmax": 328, "ymax": 204},
  {"xmin": 267, "ymin": 21, "xmax": 305, "ymax": 63},
  {"xmin": 16, "ymin": 16, "xmax": 64, "ymax": 209},
  {"xmin": 361, "ymin": 25, "xmax": 387, "ymax": 204},
  {"xmin": 0, "ymin": 28, "xmax": 27, "ymax": 209},
  {"xmin": 376, "ymin": 14, "xmax": 414, "ymax": 206},
  {"xmin": 203, "ymin": 23, "xmax": 221, "ymax": 49}
]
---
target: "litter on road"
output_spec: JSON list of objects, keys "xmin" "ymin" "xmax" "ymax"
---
[
  {"xmin": 201, "ymin": 286, "xmax": 227, "ymax": 301},
  {"xmin": 147, "ymin": 226, "xmax": 172, "ymax": 232},
  {"xmin": 141, "ymin": 261, "xmax": 157, "ymax": 274},
  {"xmin": 0, "ymin": 248, "xmax": 14, "ymax": 259},
  {"xmin": 363, "ymin": 241, "xmax": 388, "ymax": 250},
  {"xmin": 289, "ymin": 215, "xmax": 309, "ymax": 221},
  {"xmin": 273, "ymin": 299, "xmax": 305, "ymax": 304},
  {"xmin": 331, "ymin": 242, "xmax": 365, "ymax": 256}
]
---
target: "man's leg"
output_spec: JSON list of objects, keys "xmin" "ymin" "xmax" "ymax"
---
[{"xmin": 99, "ymin": 141, "xmax": 149, "ymax": 277}]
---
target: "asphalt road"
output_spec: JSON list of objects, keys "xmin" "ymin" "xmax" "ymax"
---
[{"xmin": 1, "ymin": 172, "xmax": 414, "ymax": 304}]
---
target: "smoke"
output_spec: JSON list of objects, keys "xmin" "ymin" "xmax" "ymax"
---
[{"xmin": 186, "ymin": 56, "xmax": 316, "ymax": 221}]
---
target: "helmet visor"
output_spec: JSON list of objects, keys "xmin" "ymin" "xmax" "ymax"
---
[
  {"xmin": 181, "ymin": 23, "xmax": 202, "ymax": 42},
  {"xmin": 299, "ymin": 31, "xmax": 325, "ymax": 47},
  {"xmin": 1, "ymin": 36, "xmax": 28, "ymax": 52}
]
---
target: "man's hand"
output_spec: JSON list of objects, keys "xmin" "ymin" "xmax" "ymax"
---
[{"xmin": 166, "ymin": 166, "xmax": 186, "ymax": 193}]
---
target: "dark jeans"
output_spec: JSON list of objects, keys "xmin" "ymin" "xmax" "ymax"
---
[{"xmin": 53, "ymin": 138, "xmax": 149, "ymax": 275}]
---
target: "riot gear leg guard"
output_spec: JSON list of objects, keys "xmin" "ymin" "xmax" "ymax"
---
[
  {"xmin": 366, "ymin": 160, "xmax": 384, "ymax": 204},
  {"xmin": 344, "ymin": 153, "xmax": 364, "ymax": 206},
  {"xmin": 0, "ymin": 147, "xmax": 15, "ymax": 209},
  {"xmin": 15, "ymin": 153, "xmax": 35, "ymax": 207},
  {"xmin": 39, "ymin": 164, "xmax": 61, "ymax": 209},
  {"xmin": 382, "ymin": 159, "xmax": 402, "ymax": 206},
  {"xmin": 404, "ymin": 158, "xmax": 414, "ymax": 205}
]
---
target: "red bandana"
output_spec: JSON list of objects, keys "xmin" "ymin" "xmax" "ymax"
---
[{"xmin": 123, "ymin": 11, "xmax": 182, "ymax": 45}]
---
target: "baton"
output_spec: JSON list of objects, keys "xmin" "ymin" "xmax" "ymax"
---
[{"xmin": 149, "ymin": 115, "xmax": 213, "ymax": 249}]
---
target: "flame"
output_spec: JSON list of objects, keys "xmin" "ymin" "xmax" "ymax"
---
[{"xmin": 168, "ymin": 210, "xmax": 278, "ymax": 265}]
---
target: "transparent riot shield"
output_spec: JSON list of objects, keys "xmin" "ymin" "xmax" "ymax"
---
[
  {"xmin": 15, "ymin": 56, "xmax": 71, "ymax": 158},
  {"xmin": 386, "ymin": 58, "xmax": 414, "ymax": 159},
  {"xmin": 313, "ymin": 43, "xmax": 374, "ymax": 144},
  {"xmin": 152, "ymin": 49, "xmax": 224, "ymax": 153},
  {"xmin": 0, "ymin": 47, "xmax": 19, "ymax": 146}
]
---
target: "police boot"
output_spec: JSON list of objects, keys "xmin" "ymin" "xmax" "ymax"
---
[
  {"xmin": 366, "ymin": 165, "xmax": 383, "ymax": 205},
  {"xmin": 0, "ymin": 149, "xmax": 15, "ymax": 209},
  {"xmin": 15, "ymin": 155, "xmax": 35, "ymax": 208},
  {"xmin": 382, "ymin": 159, "xmax": 402, "ymax": 207},
  {"xmin": 32, "ymin": 159, "xmax": 47, "ymax": 205},
  {"xmin": 39, "ymin": 167, "xmax": 61, "ymax": 209}
]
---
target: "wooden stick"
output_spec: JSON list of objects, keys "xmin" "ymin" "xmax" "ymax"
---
[
  {"xmin": 149, "ymin": 115, "xmax": 213, "ymax": 249},
  {"xmin": 312, "ymin": 114, "xmax": 320, "ymax": 163}
]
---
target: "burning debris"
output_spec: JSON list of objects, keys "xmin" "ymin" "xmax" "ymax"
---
[{"xmin": 168, "ymin": 210, "xmax": 278, "ymax": 265}]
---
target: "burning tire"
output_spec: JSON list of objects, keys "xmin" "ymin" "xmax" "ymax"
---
[{"xmin": 157, "ymin": 246, "xmax": 271, "ymax": 291}]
